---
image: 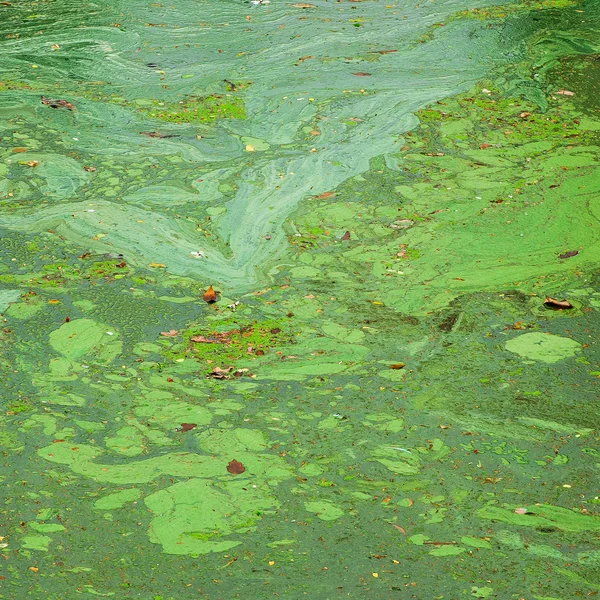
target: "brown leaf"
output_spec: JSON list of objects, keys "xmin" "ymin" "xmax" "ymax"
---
[
  {"xmin": 290, "ymin": 2, "xmax": 316, "ymax": 7},
  {"xmin": 24, "ymin": 160, "xmax": 39, "ymax": 167},
  {"xmin": 11, "ymin": 147, "xmax": 28, "ymax": 153},
  {"xmin": 368, "ymin": 49, "xmax": 398, "ymax": 55},
  {"xmin": 519, "ymin": 112, "xmax": 531, "ymax": 118},
  {"xmin": 297, "ymin": 55, "xmax": 313, "ymax": 62},
  {"xmin": 314, "ymin": 191, "xmax": 335, "ymax": 199},
  {"xmin": 558, "ymin": 250, "xmax": 578, "ymax": 260},
  {"xmin": 544, "ymin": 297, "xmax": 573, "ymax": 310},
  {"xmin": 179, "ymin": 423, "xmax": 197, "ymax": 432},
  {"xmin": 352, "ymin": 72, "xmax": 371, "ymax": 76},
  {"xmin": 83, "ymin": 165, "xmax": 97, "ymax": 172},
  {"xmin": 227, "ymin": 459, "xmax": 246, "ymax": 474},
  {"xmin": 140, "ymin": 131, "xmax": 177, "ymax": 138},
  {"xmin": 270, "ymin": 327, "xmax": 281, "ymax": 334},
  {"xmin": 389, "ymin": 363, "xmax": 405, "ymax": 370},
  {"xmin": 340, "ymin": 231, "xmax": 351, "ymax": 241},
  {"xmin": 391, "ymin": 524, "xmax": 406, "ymax": 534},
  {"xmin": 479, "ymin": 143, "xmax": 492, "ymax": 149},
  {"xmin": 556, "ymin": 89, "xmax": 574, "ymax": 96},
  {"xmin": 190, "ymin": 335, "xmax": 224, "ymax": 344},
  {"xmin": 202, "ymin": 285, "xmax": 217, "ymax": 303},
  {"xmin": 160, "ymin": 329, "xmax": 178, "ymax": 337},
  {"xmin": 40, "ymin": 96, "xmax": 74, "ymax": 110},
  {"xmin": 208, "ymin": 366, "xmax": 233, "ymax": 379}
]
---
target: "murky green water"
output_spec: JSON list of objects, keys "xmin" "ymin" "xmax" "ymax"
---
[{"xmin": 1, "ymin": 0, "xmax": 599, "ymax": 597}]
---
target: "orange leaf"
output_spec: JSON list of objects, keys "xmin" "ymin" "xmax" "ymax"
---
[
  {"xmin": 202, "ymin": 285, "xmax": 217, "ymax": 303},
  {"xmin": 544, "ymin": 297, "xmax": 573, "ymax": 310}
]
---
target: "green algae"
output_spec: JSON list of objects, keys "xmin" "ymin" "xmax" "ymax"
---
[{"xmin": 0, "ymin": 0, "xmax": 599, "ymax": 597}]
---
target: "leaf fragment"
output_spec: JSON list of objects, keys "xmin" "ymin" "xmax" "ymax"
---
[{"xmin": 160, "ymin": 329, "xmax": 178, "ymax": 337}]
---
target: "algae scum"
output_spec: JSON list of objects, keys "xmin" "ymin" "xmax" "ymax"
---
[{"xmin": 0, "ymin": 0, "xmax": 599, "ymax": 597}]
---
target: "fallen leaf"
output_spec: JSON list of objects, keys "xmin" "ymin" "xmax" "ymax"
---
[
  {"xmin": 389, "ymin": 363, "xmax": 405, "ymax": 370},
  {"xmin": 149, "ymin": 262, "xmax": 166, "ymax": 268},
  {"xmin": 556, "ymin": 89, "xmax": 574, "ymax": 96},
  {"xmin": 544, "ymin": 297, "xmax": 573, "ymax": 310},
  {"xmin": 208, "ymin": 366, "xmax": 233, "ymax": 379},
  {"xmin": 368, "ymin": 49, "xmax": 397, "ymax": 54},
  {"xmin": 202, "ymin": 285, "xmax": 218, "ymax": 303},
  {"xmin": 179, "ymin": 423, "xmax": 197, "ymax": 432},
  {"xmin": 51, "ymin": 43, "xmax": 60, "ymax": 50},
  {"xmin": 314, "ymin": 191, "xmax": 335, "ymax": 199},
  {"xmin": 290, "ymin": 2, "xmax": 316, "ymax": 7},
  {"xmin": 483, "ymin": 477, "xmax": 501, "ymax": 484},
  {"xmin": 352, "ymin": 72, "xmax": 371, "ymax": 76},
  {"xmin": 479, "ymin": 143, "xmax": 492, "ymax": 149},
  {"xmin": 190, "ymin": 335, "xmax": 227, "ymax": 343},
  {"xmin": 83, "ymin": 165, "xmax": 97, "ymax": 172},
  {"xmin": 160, "ymin": 329, "xmax": 178, "ymax": 337},
  {"xmin": 558, "ymin": 250, "xmax": 578, "ymax": 260},
  {"xmin": 40, "ymin": 96, "xmax": 74, "ymax": 110},
  {"xmin": 514, "ymin": 507, "xmax": 528, "ymax": 514},
  {"xmin": 140, "ymin": 131, "xmax": 176, "ymax": 138},
  {"xmin": 519, "ymin": 112, "xmax": 531, "ymax": 118},
  {"xmin": 297, "ymin": 55, "xmax": 313, "ymax": 62},
  {"xmin": 29, "ymin": 567, "xmax": 39, "ymax": 573},
  {"xmin": 11, "ymin": 147, "xmax": 28, "ymax": 153},
  {"xmin": 340, "ymin": 231, "xmax": 351, "ymax": 241},
  {"xmin": 245, "ymin": 144, "xmax": 255, "ymax": 152},
  {"xmin": 227, "ymin": 459, "xmax": 245, "ymax": 474},
  {"xmin": 270, "ymin": 327, "xmax": 281, "ymax": 334},
  {"xmin": 22, "ymin": 160, "xmax": 39, "ymax": 167},
  {"xmin": 391, "ymin": 524, "xmax": 406, "ymax": 534}
]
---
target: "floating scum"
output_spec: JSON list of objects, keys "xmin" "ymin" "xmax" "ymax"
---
[
  {"xmin": 0, "ymin": 0, "xmax": 555, "ymax": 290},
  {"xmin": 1, "ymin": 0, "xmax": 600, "ymax": 595}
]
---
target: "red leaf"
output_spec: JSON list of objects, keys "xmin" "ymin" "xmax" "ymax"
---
[
  {"xmin": 227, "ymin": 459, "xmax": 245, "ymax": 474},
  {"xmin": 179, "ymin": 423, "xmax": 197, "ymax": 432},
  {"xmin": 558, "ymin": 250, "xmax": 578, "ymax": 260},
  {"xmin": 340, "ymin": 231, "xmax": 351, "ymax": 241},
  {"xmin": 479, "ymin": 143, "xmax": 492, "ymax": 149}
]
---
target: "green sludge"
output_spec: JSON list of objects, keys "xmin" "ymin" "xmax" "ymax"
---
[{"xmin": 0, "ymin": 0, "xmax": 599, "ymax": 598}]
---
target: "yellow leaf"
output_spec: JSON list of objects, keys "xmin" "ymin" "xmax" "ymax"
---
[{"xmin": 149, "ymin": 263, "xmax": 166, "ymax": 268}]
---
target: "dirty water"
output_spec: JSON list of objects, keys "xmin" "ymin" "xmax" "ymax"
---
[{"xmin": 0, "ymin": 0, "xmax": 599, "ymax": 598}]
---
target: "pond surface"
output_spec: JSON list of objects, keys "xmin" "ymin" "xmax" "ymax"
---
[{"xmin": 0, "ymin": 0, "xmax": 599, "ymax": 597}]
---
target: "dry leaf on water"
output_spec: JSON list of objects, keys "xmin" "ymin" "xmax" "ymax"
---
[
  {"xmin": 352, "ymin": 72, "xmax": 371, "ymax": 76},
  {"xmin": 160, "ymin": 329, "xmax": 178, "ymax": 337},
  {"xmin": 208, "ymin": 366, "xmax": 233, "ymax": 379},
  {"xmin": 290, "ymin": 2, "xmax": 316, "ymax": 7},
  {"xmin": 556, "ymin": 89, "xmax": 574, "ymax": 96},
  {"xmin": 40, "ymin": 96, "xmax": 75, "ymax": 110},
  {"xmin": 389, "ymin": 363, "xmax": 405, "ymax": 370},
  {"xmin": 479, "ymin": 143, "xmax": 492, "ymax": 149},
  {"xmin": 178, "ymin": 423, "xmax": 197, "ymax": 432},
  {"xmin": 340, "ymin": 231, "xmax": 351, "ymax": 241},
  {"xmin": 544, "ymin": 297, "xmax": 573, "ymax": 310},
  {"xmin": 558, "ymin": 250, "xmax": 578, "ymax": 259},
  {"xmin": 227, "ymin": 459, "xmax": 245, "ymax": 474},
  {"xmin": 203, "ymin": 285, "xmax": 217, "ymax": 303}
]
